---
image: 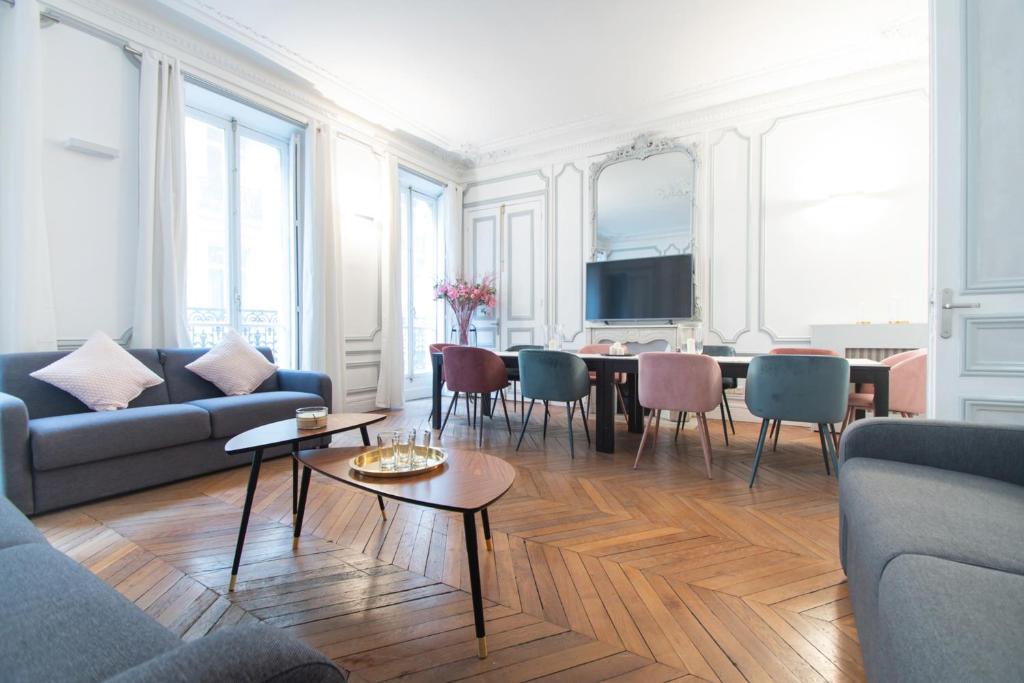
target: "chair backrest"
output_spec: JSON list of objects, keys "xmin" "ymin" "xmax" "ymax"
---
[
  {"xmin": 506, "ymin": 344, "xmax": 543, "ymax": 352},
  {"xmin": 518, "ymin": 350, "xmax": 590, "ymax": 402},
  {"xmin": 890, "ymin": 348, "xmax": 927, "ymax": 415},
  {"xmin": 702, "ymin": 345, "xmax": 736, "ymax": 357},
  {"xmin": 638, "ymin": 352, "xmax": 722, "ymax": 413},
  {"xmin": 746, "ymin": 354, "xmax": 850, "ymax": 423},
  {"xmin": 430, "ymin": 343, "xmax": 459, "ymax": 382},
  {"xmin": 441, "ymin": 346, "xmax": 508, "ymax": 394},
  {"xmin": 769, "ymin": 347, "xmax": 838, "ymax": 356},
  {"xmin": 578, "ymin": 343, "xmax": 610, "ymax": 355}
]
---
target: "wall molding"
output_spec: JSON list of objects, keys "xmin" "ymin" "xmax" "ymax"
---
[
  {"xmin": 552, "ymin": 162, "xmax": 585, "ymax": 342},
  {"xmin": 962, "ymin": 397, "xmax": 1024, "ymax": 424},
  {"xmin": 961, "ymin": 315, "xmax": 1024, "ymax": 376},
  {"xmin": 505, "ymin": 209, "xmax": 536, "ymax": 322},
  {"xmin": 57, "ymin": 327, "xmax": 133, "ymax": 351},
  {"xmin": 343, "ymin": 219, "xmax": 383, "ymax": 342}
]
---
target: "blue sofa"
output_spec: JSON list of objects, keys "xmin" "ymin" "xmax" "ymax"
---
[
  {"xmin": 0, "ymin": 495, "xmax": 345, "ymax": 681},
  {"xmin": 0, "ymin": 347, "xmax": 330, "ymax": 515},
  {"xmin": 839, "ymin": 419, "xmax": 1024, "ymax": 682}
]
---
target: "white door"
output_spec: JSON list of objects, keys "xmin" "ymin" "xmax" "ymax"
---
[
  {"xmin": 499, "ymin": 196, "xmax": 546, "ymax": 351},
  {"xmin": 929, "ymin": 0, "xmax": 1024, "ymax": 423}
]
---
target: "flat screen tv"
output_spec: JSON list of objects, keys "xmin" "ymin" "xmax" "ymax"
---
[{"xmin": 586, "ymin": 254, "xmax": 692, "ymax": 321}]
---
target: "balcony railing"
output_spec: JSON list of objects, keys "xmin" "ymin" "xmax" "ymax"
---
[{"xmin": 187, "ymin": 307, "xmax": 281, "ymax": 355}]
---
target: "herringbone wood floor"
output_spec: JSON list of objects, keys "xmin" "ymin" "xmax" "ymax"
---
[{"xmin": 34, "ymin": 399, "xmax": 863, "ymax": 682}]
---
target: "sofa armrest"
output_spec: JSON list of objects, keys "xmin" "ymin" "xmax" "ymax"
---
[
  {"xmin": 840, "ymin": 418, "xmax": 1024, "ymax": 486},
  {"xmin": 277, "ymin": 370, "xmax": 332, "ymax": 413},
  {"xmin": 105, "ymin": 624, "xmax": 346, "ymax": 683},
  {"xmin": 0, "ymin": 392, "xmax": 34, "ymax": 515}
]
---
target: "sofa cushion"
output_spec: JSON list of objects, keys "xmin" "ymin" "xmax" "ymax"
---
[
  {"xmin": 0, "ymin": 349, "xmax": 169, "ymax": 419},
  {"xmin": 0, "ymin": 495, "xmax": 47, "ymax": 549},
  {"xmin": 189, "ymin": 391, "xmax": 325, "ymax": 439},
  {"xmin": 160, "ymin": 347, "xmax": 279, "ymax": 403},
  {"xmin": 0, "ymin": 543, "xmax": 180, "ymax": 683},
  {"xmin": 878, "ymin": 554, "xmax": 1024, "ymax": 682},
  {"xmin": 30, "ymin": 404, "xmax": 212, "ymax": 471},
  {"xmin": 185, "ymin": 329, "xmax": 278, "ymax": 396}
]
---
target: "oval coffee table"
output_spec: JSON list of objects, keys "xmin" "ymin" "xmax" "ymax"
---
[
  {"xmin": 224, "ymin": 413, "xmax": 386, "ymax": 592},
  {"xmin": 293, "ymin": 446, "xmax": 516, "ymax": 658}
]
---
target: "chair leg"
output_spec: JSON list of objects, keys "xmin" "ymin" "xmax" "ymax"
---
[
  {"xmin": 719, "ymin": 402, "xmax": 729, "ymax": 446},
  {"xmin": 542, "ymin": 401, "xmax": 549, "ymax": 439},
  {"xmin": 466, "ymin": 393, "xmax": 473, "ymax": 427},
  {"xmin": 614, "ymin": 384, "xmax": 628, "ymax": 418},
  {"xmin": 749, "ymin": 418, "xmax": 771, "ymax": 487},
  {"xmin": 478, "ymin": 404, "xmax": 485, "ymax": 447},
  {"xmin": 565, "ymin": 402, "xmax": 575, "ymax": 459},
  {"xmin": 722, "ymin": 390, "xmax": 735, "ymax": 434},
  {"xmin": 772, "ymin": 419, "xmax": 782, "ymax": 451},
  {"xmin": 840, "ymin": 405, "xmax": 853, "ymax": 434},
  {"xmin": 633, "ymin": 408, "xmax": 658, "ymax": 469},
  {"xmin": 817, "ymin": 425, "xmax": 831, "ymax": 476},
  {"xmin": 697, "ymin": 413, "xmax": 714, "ymax": 479},
  {"xmin": 516, "ymin": 400, "xmax": 535, "ymax": 451},
  {"xmin": 827, "ymin": 423, "xmax": 841, "ymax": 475},
  {"xmin": 652, "ymin": 409, "xmax": 662, "ymax": 445},
  {"xmin": 499, "ymin": 390, "xmax": 512, "ymax": 435},
  {"xmin": 440, "ymin": 392, "xmax": 459, "ymax": 435},
  {"xmin": 578, "ymin": 399, "xmax": 591, "ymax": 445}
]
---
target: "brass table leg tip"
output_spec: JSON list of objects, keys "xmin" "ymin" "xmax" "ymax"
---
[
  {"xmin": 228, "ymin": 574, "xmax": 237, "ymax": 592},
  {"xmin": 485, "ymin": 539, "xmax": 493, "ymax": 551},
  {"xmin": 477, "ymin": 637, "xmax": 487, "ymax": 659},
  {"xmin": 292, "ymin": 513, "xmax": 297, "ymax": 524},
  {"xmin": 380, "ymin": 511, "xmax": 387, "ymax": 520},
  {"xmin": 292, "ymin": 537, "xmax": 299, "ymax": 550}
]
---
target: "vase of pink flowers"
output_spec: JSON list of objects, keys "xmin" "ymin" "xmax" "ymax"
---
[{"xmin": 434, "ymin": 276, "xmax": 497, "ymax": 345}]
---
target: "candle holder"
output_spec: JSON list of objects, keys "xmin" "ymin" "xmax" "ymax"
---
[{"xmin": 295, "ymin": 406, "xmax": 328, "ymax": 430}]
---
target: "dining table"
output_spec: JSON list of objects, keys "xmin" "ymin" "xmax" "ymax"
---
[{"xmin": 431, "ymin": 350, "xmax": 890, "ymax": 454}]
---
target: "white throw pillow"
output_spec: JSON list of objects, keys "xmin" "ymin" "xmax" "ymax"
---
[
  {"xmin": 30, "ymin": 332, "xmax": 164, "ymax": 411},
  {"xmin": 185, "ymin": 328, "xmax": 277, "ymax": 396}
]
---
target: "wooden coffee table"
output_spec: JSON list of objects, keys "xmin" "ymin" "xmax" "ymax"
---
[
  {"xmin": 293, "ymin": 446, "xmax": 516, "ymax": 658},
  {"xmin": 224, "ymin": 413, "xmax": 386, "ymax": 591}
]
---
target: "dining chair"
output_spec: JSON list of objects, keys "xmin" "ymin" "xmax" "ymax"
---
[
  {"xmin": 578, "ymin": 343, "xmax": 630, "ymax": 421},
  {"xmin": 506, "ymin": 344, "xmax": 543, "ymax": 415},
  {"xmin": 745, "ymin": 354, "xmax": 849, "ymax": 486},
  {"xmin": 429, "ymin": 342, "xmax": 460, "ymax": 422},
  {"xmin": 440, "ymin": 346, "xmax": 512, "ymax": 446},
  {"xmin": 766, "ymin": 347, "xmax": 839, "ymax": 451},
  {"xmin": 516, "ymin": 350, "xmax": 591, "ymax": 458},
  {"xmin": 635, "ymin": 353, "xmax": 722, "ymax": 477},
  {"xmin": 841, "ymin": 348, "xmax": 926, "ymax": 431},
  {"xmin": 674, "ymin": 345, "xmax": 736, "ymax": 445}
]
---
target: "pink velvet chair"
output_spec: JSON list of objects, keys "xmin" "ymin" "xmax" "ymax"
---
[
  {"xmin": 634, "ymin": 352, "xmax": 722, "ymax": 477},
  {"xmin": 767, "ymin": 347, "xmax": 839, "ymax": 451},
  {"xmin": 841, "ymin": 348, "xmax": 927, "ymax": 431},
  {"xmin": 440, "ymin": 346, "xmax": 511, "ymax": 446}
]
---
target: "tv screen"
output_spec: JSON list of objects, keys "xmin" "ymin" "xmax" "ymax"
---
[{"xmin": 586, "ymin": 254, "xmax": 692, "ymax": 321}]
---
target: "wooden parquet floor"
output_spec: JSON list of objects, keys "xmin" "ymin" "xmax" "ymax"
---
[{"xmin": 33, "ymin": 399, "xmax": 863, "ymax": 682}]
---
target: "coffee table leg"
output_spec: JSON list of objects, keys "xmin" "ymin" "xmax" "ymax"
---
[
  {"xmin": 481, "ymin": 508, "xmax": 492, "ymax": 551},
  {"xmin": 462, "ymin": 511, "xmax": 487, "ymax": 658},
  {"xmin": 291, "ymin": 441, "xmax": 299, "ymax": 524},
  {"xmin": 377, "ymin": 495, "xmax": 387, "ymax": 520},
  {"xmin": 359, "ymin": 425, "xmax": 371, "ymax": 446},
  {"xmin": 229, "ymin": 447, "xmax": 264, "ymax": 592},
  {"xmin": 293, "ymin": 465, "xmax": 311, "ymax": 549}
]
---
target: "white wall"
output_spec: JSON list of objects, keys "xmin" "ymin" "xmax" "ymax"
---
[
  {"xmin": 462, "ymin": 68, "xmax": 929, "ymax": 354},
  {"xmin": 41, "ymin": 24, "xmax": 139, "ymax": 345}
]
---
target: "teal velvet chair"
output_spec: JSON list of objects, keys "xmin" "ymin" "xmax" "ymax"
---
[
  {"xmin": 515, "ymin": 350, "xmax": 591, "ymax": 458},
  {"xmin": 506, "ymin": 344, "xmax": 543, "ymax": 414},
  {"xmin": 745, "ymin": 354, "xmax": 850, "ymax": 486}
]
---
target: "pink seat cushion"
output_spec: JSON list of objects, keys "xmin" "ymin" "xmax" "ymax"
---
[{"xmin": 638, "ymin": 352, "xmax": 721, "ymax": 413}]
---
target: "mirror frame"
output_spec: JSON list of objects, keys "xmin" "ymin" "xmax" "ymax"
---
[{"xmin": 590, "ymin": 134, "xmax": 702, "ymax": 319}]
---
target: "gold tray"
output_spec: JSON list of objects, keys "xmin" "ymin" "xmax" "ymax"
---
[{"xmin": 349, "ymin": 446, "xmax": 448, "ymax": 478}]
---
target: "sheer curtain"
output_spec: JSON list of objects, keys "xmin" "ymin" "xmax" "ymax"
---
[
  {"xmin": 375, "ymin": 153, "xmax": 404, "ymax": 409},
  {"xmin": 133, "ymin": 51, "xmax": 189, "ymax": 348},
  {"xmin": 300, "ymin": 123, "xmax": 346, "ymax": 410},
  {"xmin": 0, "ymin": 0, "xmax": 57, "ymax": 353}
]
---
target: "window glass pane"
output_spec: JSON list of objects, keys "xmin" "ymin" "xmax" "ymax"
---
[
  {"xmin": 401, "ymin": 190, "xmax": 411, "ymax": 376},
  {"xmin": 238, "ymin": 132, "xmax": 293, "ymax": 367},
  {"xmin": 184, "ymin": 115, "xmax": 230, "ymax": 348},
  {"xmin": 409, "ymin": 192, "xmax": 438, "ymax": 376}
]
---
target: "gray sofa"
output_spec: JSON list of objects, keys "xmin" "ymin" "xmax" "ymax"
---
[
  {"xmin": 839, "ymin": 419, "xmax": 1024, "ymax": 682},
  {"xmin": 0, "ymin": 495, "xmax": 344, "ymax": 682},
  {"xmin": 0, "ymin": 347, "xmax": 330, "ymax": 515}
]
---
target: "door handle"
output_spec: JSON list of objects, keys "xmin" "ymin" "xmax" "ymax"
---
[{"xmin": 939, "ymin": 288, "xmax": 980, "ymax": 339}]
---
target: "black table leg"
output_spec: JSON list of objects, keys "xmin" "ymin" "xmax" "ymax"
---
[
  {"xmin": 480, "ymin": 392, "xmax": 492, "ymax": 418},
  {"xmin": 626, "ymin": 373, "xmax": 643, "ymax": 434},
  {"xmin": 359, "ymin": 425, "xmax": 387, "ymax": 518},
  {"xmin": 292, "ymin": 465, "xmax": 311, "ymax": 549},
  {"xmin": 432, "ymin": 354, "xmax": 443, "ymax": 429},
  {"xmin": 229, "ymin": 447, "xmax": 264, "ymax": 592},
  {"xmin": 481, "ymin": 507, "xmax": 492, "ymax": 551},
  {"xmin": 595, "ymin": 364, "xmax": 615, "ymax": 453},
  {"xmin": 291, "ymin": 441, "xmax": 298, "ymax": 523},
  {"xmin": 463, "ymin": 511, "xmax": 487, "ymax": 658},
  {"xmin": 873, "ymin": 373, "xmax": 890, "ymax": 418}
]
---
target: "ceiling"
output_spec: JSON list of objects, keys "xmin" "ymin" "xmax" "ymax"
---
[{"xmin": 154, "ymin": 0, "xmax": 927, "ymax": 164}]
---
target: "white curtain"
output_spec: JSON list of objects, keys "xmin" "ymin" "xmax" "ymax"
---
[
  {"xmin": 375, "ymin": 153, "xmax": 404, "ymax": 409},
  {"xmin": 0, "ymin": 0, "xmax": 57, "ymax": 353},
  {"xmin": 300, "ymin": 123, "xmax": 346, "ymax": 410},
  {"xmin": 133, "ymin": 51, "xmax": 189, "ymax": 348}
]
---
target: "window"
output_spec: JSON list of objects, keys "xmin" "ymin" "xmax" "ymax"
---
[
  {"xmin": 399, "ymin": 170, "xmax": 445, "ymax": 398},
  {"xmin": 184, "ymin": 84, "xmax": 301, "ymax": 367}
]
